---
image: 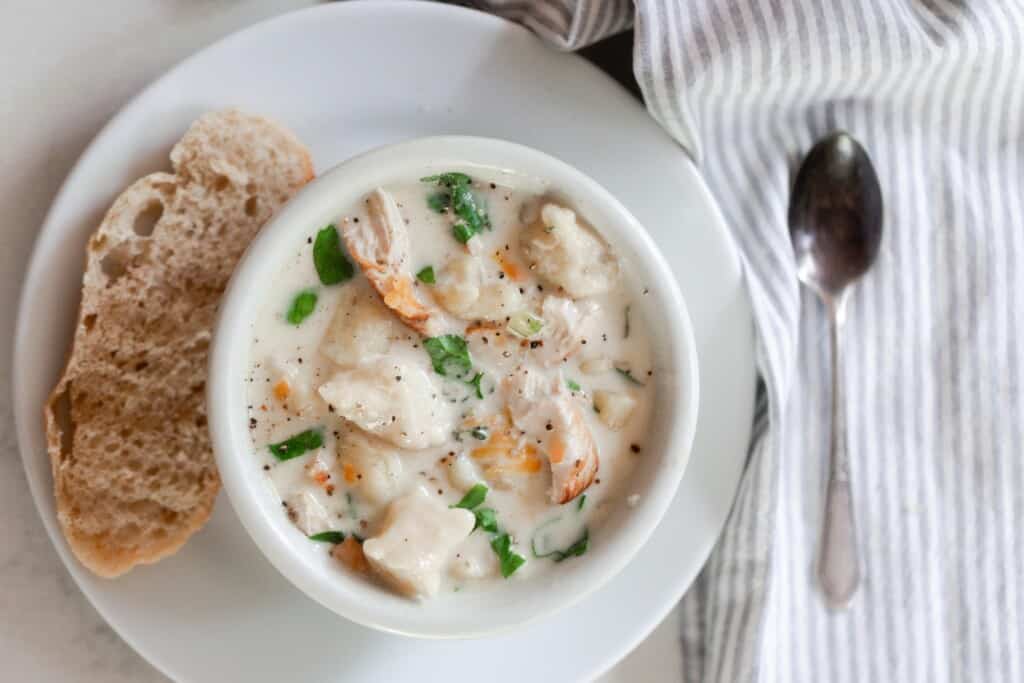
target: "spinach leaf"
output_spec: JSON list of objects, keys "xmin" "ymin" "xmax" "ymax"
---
[
  {"xmin": 268, "ymin": 428, "xmax": 322, "ymax": 461},
  {"xmin": 416, "ymin": 265, "xmax": 436, "ymax": 284},
  {"xmin": 452, "ymin": 483, "xmax": 488, "ymax": 510},
  {"xmin": 312, "ymin": 225, "xmax": 354, "ymax": 285},
  {"xmin": 473, "ymin": 508, "xmax": 498, "ymax": 533},
  {"xmin": 286, "ymin": 290, "xmax": 318, "ymax": 326},
  {"xmin": 308, "ymin": 531, "xmax": 345, "ymax": 544},
  {"xmin": 491, "ymin": 532, "xmax": 526, "ymax": 578}
]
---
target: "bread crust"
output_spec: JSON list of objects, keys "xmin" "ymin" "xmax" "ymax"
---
[{"xmin": 44, "ymin": 110, "xmax": 313, "ymax": 577}]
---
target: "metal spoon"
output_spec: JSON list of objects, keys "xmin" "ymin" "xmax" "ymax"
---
[{"xmin": 788, "ymin": 131, "xmax": 882, "ymax": 609}]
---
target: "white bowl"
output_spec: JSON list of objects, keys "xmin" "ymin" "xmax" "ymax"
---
[{"xmin": 208, "ymin": 136, "xmax": 699, "ymax": 638}]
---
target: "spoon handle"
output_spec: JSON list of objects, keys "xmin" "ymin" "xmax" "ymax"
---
[{"xmin": 818, "ymin": 296, "xmax": 861, "ymax": 608}]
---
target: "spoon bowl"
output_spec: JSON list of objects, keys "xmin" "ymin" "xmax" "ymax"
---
[{"xmin": 789, "ymin": 132, "xmax": 883, "ymax": 300}]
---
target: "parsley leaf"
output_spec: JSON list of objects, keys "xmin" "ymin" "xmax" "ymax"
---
[
  {"xmin": 421, "ymin": 172, "xmax": 489, "ymax": 244},
  {"xmin": 566, "ymin": 378, "xmax": 581, "ymax": 392},
  {"xmin": 268, "ymin": 428, "xmax": 322, "ymax": 461},
  {"xmin": 577, "ymin": 495, "xmax": 586, "ymax": 511},
  {"xmin": 308, "ymin": 531, "xmax": 345, "ymax": 544},
  {"xmin": 416, "ymin": 265, "xmax": 436, "ymax": 284},
  {"xmin": 312, "ymin": 225, "xmax": 354, "ymax": 285},
  {"xmin": 286, "ymin": 290, "xmax": 318, "ymax": 325},
  {"xmin": 615, "ymin": 367, "xmax": 645, "ymax": 387},
  {"xmin": 474, "ymin": 507, "xmax": 498, "ymax": 533},
  {"xmin": 452, "ymin": 483, "xmax": 488, "ymax": 510},
  {"xmin": 423, "ymin": 334, "xmax": 472, "ymax": 376},
  {"xmin": 491, "ymin": 532, "xmax": 526, "ymax": 578},
  {"xmin": 466, "ymin": 372, "xmax": 485, "ymax": 399},
  {"xmin": 427, "ymin": 192, "xmax": 450, "ymax": 213}
]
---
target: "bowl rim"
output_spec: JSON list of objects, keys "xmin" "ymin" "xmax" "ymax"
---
[{"xmin": 207, "ymin": 135, "xmax": 700, "ymax": 638}]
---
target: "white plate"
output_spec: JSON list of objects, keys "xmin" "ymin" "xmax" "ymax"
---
[{"xmin": 13, "ymin": 2, "xmax": 755, "ymax": 681}]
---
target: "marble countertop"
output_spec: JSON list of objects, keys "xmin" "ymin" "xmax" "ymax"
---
[{"xmin": 0, "ymin": 2, "xmax": 684, "ymax": 680}]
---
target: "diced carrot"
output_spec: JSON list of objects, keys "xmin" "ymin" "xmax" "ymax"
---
[
  {"xmin": 342, "ymin": 462, "xmax": 358, "ymax": 483},
  {"xmin": 492, "ymin": 252, "xmax": 524, "ymax": 281},
  {"xmin": 273, "ymin": 379, "xmax": 290, "ymax": 400},
  {"xmin": 471, "ymin": 445, "xmax": 510, "ymax": 460}
]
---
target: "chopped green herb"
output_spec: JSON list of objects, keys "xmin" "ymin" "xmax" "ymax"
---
[
  {"xmin": 554, "ymin": 528, "xmax": 589, "ymax": 562},
  {"xmin": 453, "ymin": 483, "xmax": 488, "ymax": 510},
  {"xmin": 312, "ymin": 225, "xmax": 354, "ymax": 285},
  {"xmin": 624, "ymin": 305, "xmax": 631, "ymax": 339},
  {"xmin": 422, "ymin": 172, "xmax": 489, "ymax": 243},
  {"xmin": 416, "ymin": 265, "xmax": 436, "ymax": 284},
  {"xmin": 421, "ymin": 172, "xmax": 473, "ymax": 186},
  {"xmin": 346, "ymin": 491, "xmax": 359, "ymax": 520},
  {"xmin": 308, "ymin": 531, "xmax": 345, "ymax": 544},
  {"xmin": 452, "ymin": 221, "xmax": 476, "ymax": 244},
  {"xmin": 470, "ymin": 425, "xmax": 489, "ymax": 441},
  {"xmin": 532, "ymin": 526, "xmax": 589, "ymax": 562},
  {"xmin": 423, "ymin": 335, "xmax": 472, "ymax": 376},
  {"xmin": 474, "ymin": 507, "xmax": 498, "ymax": 533},
  {"xmin": 268, "ymin": 429, "xmax": 322, "ymax": 461},
  {"xmin": 577, "ymin": 495, "xmax": 587, "ymax": 511},
  {"xmin": 566, "ymin": 378, "xmax": 581, "ymax": 392},
  {"xmin": 508, "ymin": 310, "xmax": 545, "ymax": 338},
  {"xmin": 466, "ymin": 372, "xmax": 485, "ymax": 399},
  {"xmin": 286, "ymin": 290, "xmax": 318, "ymax": 325},
  {"xmin": 615, "ymin": 367, "xmax": 645, "ymax": 387},
  {"xmin": 491, "ymin": 532, "xmax": 526, "ymax": 578},
  {"xmin": 427, "ymin": 192, "xmax": 450, "ymax": 213}
]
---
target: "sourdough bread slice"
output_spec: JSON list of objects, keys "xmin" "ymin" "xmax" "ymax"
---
[{"xmin": 45, "ymin": 109, "xmax": 314, "ymax": 577}]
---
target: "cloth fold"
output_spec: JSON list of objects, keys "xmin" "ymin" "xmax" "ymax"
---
[{"xmin": 475, "ymin": 1, "xmax": 1024, "ymax": 681}]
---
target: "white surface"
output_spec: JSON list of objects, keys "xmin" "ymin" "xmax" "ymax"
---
[
  {"xmin": 209, "ymin": 136, "xmax": 699, "ymax": 637},
  {"xmin": 1, "ymin": 1, "xmax": 754, "ymax": 681}
]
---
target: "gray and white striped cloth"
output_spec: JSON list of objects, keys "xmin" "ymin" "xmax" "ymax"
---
[{"xmin": 474, "ymin": 1, "xmax": 1024, "ymax": 681}]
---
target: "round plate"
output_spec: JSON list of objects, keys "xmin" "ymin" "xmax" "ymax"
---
[{"xmin": 13, "ymin": 2, "xmax": 755, "ymax": 681}]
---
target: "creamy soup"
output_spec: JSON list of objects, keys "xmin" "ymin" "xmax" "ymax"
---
[{"xmin": 246, "ymin": 169, "xmax": 654, "ymax": 599}]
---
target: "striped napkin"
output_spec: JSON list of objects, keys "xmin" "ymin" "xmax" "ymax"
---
[{"xmin": 474, "ymin": 1, "xmax": 1024, "ymax": 681}]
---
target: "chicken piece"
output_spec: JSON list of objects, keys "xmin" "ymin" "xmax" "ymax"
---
[
  {"xmin": 284, "ymin": 491, "xmax": 332, "ymax": 536},
  {"xmin": 434, "ymin": 254, "xmax": 522, "ymax": 321},
  {"xmin": 319, "ymin": 277, "xmax": 401, "ymax": 367},
  {"xmin": 332, "ymin": 536, "xmax": 370, "ymax": 574},
  {"xmin": 337, "ymin": 431, "xmax": 404, "ymax": 504},
  {"xmin": 362, "ymin": 487, "xmax": 475, "ymax": 599},
  {"xmin": 503, "ymin": 367, "xmax": 600, "ymax": 503},
  {"xmin": 593, "ymin": 390, "xmax": 637, "ymax": 430},
  {"xmin": 533, "ymin": 296, "xmax": 599, "ymax": 366},
  {"xmin": 342, "ymin": 188, "xmax": 444, "ymax": 336},
  {"xmin": 449, "ymin": 532, "xmax": 499, "ymax": 580},
  {"xmin": 580, "ymin": 355, "xmax": 613, "ymax": 375},
  {"xmin": 444, "ymin": 452, "xmax": 481, "ymax": 492},
  {"xmin": 319, "ymin": 359, "xmax": 453, "ymax": 450},
  {"xmin": 520, "ymin": 203, "xmax": 618, "ymax": 299}
]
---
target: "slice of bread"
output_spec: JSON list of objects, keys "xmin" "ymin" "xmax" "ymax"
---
[{"xmin": 45, "ymin": 110, "xmax": 314, "ymax": 577}]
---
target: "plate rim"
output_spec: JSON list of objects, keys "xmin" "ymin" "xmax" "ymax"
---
[{"xmin": 12, "ymin": 1, "xmax": 755, "ymax": 680}]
